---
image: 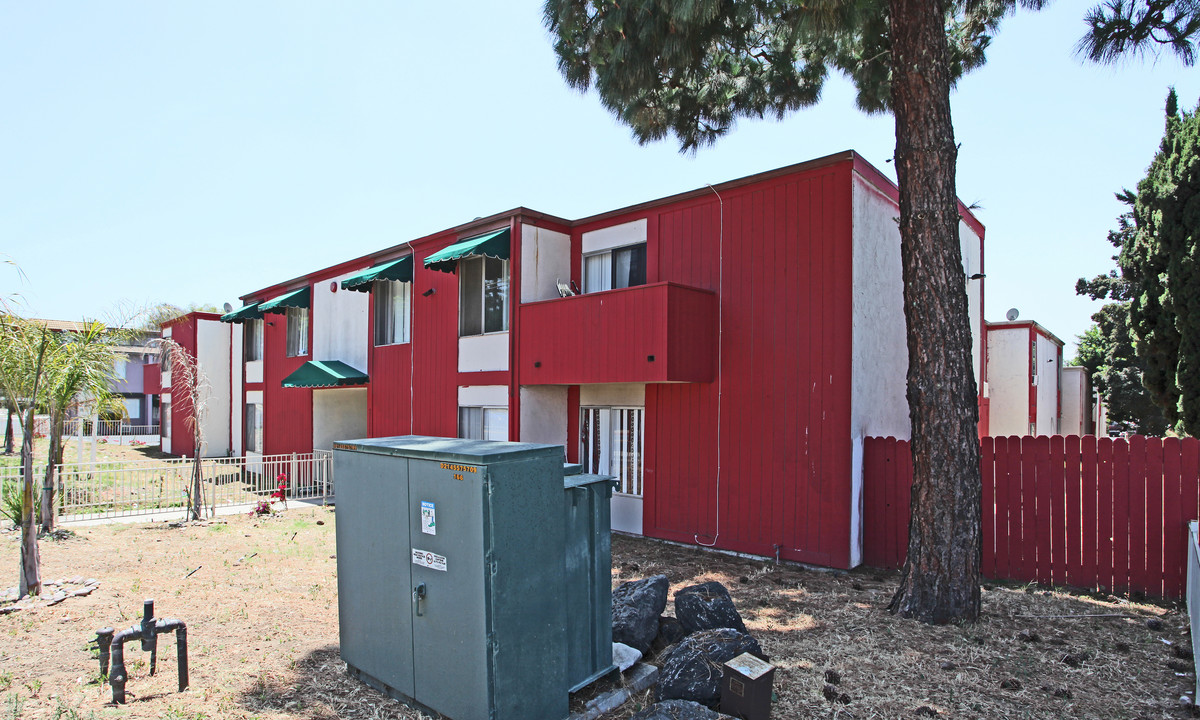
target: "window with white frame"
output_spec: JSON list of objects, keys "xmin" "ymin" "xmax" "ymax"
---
[
  {"xmin": 244, "ymin": 318, "xmax": 263, "ymax": 361},
  {"xmin": 580, "ymin": 406, "xmax": 644, "ymax": 496},
  {"xmin": 286, "ymin": 307, "xmax": 309, "ymax": 357},
  {"xmin": 583, "ymin": 243, "xmax": 646, "ymax": 294},
  {"xmin": 113, "ymin": 357, "xmax": 127, "ymax": 380},
  {"xmin": 374, "ymin": 280, "xmax": 412, "ymax": 346},
  {"xmin": 459, "ymin": 256, "xmax": 509, "ymax": 337},
  {"xmin": 245, "ymin": 403, "xmax": 263, "ymax": 453},
  {"xmin": 458, "ymin": 406, "xmax": 508, "ymax": 441},
  {"xmin": 162, "ymin": 401, "xmax": 171, "ymax": 438}
]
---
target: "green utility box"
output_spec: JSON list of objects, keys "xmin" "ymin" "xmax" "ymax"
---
[{"xmin": 333, "ymin": 436, "xmax": 615, "ymax": 720}]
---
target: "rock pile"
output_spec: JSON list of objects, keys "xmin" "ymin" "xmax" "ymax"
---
[
  {"xmin": 612, "ymin": 575, "xmax": 762, "ymax": 714},
  {"xmin": 0, "ymin": 577, "xmax": 99, "ymax": 614}
]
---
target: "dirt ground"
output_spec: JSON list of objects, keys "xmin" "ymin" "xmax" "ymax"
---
[{"xmin": 0, "ymin": 506, "xmax": 1194, "ymax": 720}]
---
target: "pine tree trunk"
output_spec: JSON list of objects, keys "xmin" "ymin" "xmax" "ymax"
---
[
  {"xmin": 20, "ymin": 406, "xmax": 41, "ymax": 598},
  {"xmin": 886, "ymin": 0, "xmax": 982, "ymax": 623}
]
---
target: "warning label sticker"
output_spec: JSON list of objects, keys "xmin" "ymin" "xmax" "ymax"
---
[
  {"xmin": 420, "ymin": 501, "xmax": 436, "ymax": 535},
  {"xmin": 412, "ymin": 548, "xmax": 447, "ymax": 572}
]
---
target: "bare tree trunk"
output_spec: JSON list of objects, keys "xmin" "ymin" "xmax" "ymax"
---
[
  {"xmin": 886, "ymin": 0, "xmax": 982, "ymax": 623},
  {"xmin": 3, "ymin": 403, "xmax": 13, "ymax": 455},
  {"xmin": 190, "ymin": 434, "xmax": 203, "ymax": 521},
  {"xmin": 19, "ymin": 405, "xmax": 41, "ymax": 597},
  {"xmin": 19, "ymin": 330, "xmax": 51, "ymax": 598},
  {"xmin": 40, "ymin": 409, "xmax": 60, "ymax": 533}
]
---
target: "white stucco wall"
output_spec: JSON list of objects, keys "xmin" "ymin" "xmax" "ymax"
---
[
  {"xmin": 579, "ymin": 383, "xmax": 646, "ymax": 407},
  {"xmin": 849, "ymin": 175, "xmax": 985, "ymax": 568},
  {"xmin": 1061, "ymin": 366, "xmax": 1089, "ymax": 436},
  {"xmin": 313, "ymin": 272, "xmax": 370, "ymax": 373},
  {"xmin": 1035, "ymin": 332, "xmax": 1062, "ymax": 436},
  {"xmin": 312, "ymin": 388, "xmax": 368, "ymax": 451},
  {"xmin": 245, "ymin": 361, "xmax": 263, "ymax": 385},
  {"xmin": 459, "ymin": 333, "xmax": 509, "ymax": 372},
  {"xmin": 231, "ymin": 325, "xmax": 244, "ymax": 456},
  {"xmin": 521, "ymin": 225, "xmax": 572, "ymax": 303},
  {"xmin": 848, "ymin": 176, "xmax": 985, "ymax": 442},
  {"xmin": 519, "ymin": 386, "xmax": 568, "ymax": 447},
  {"xmin": 582, "ymin": 218, "xmax": 647, "ymax": 255},
  {"xmin": 458, "ymin": 385, "xmax": 508, "ymax": 408},
  {"xmin": 197, "ymin": 319, "xmax": 231, "ymax": 457},
  {"xmin": 850, "ymin": 176, "xmax": 910, "ymax": 441},
  {"xmin": 986, "ymin": 326, "xmax": 1030, "ymax": 436}
]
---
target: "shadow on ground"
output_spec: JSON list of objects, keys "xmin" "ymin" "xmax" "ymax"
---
[{"xmin": 236, "ymin": 644, "xmax": 428, "ymax": 720}]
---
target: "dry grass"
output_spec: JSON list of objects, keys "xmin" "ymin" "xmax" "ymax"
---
[{"xmin": 0, "ymin": 508, "xmax": 1194, "ymax": 719}]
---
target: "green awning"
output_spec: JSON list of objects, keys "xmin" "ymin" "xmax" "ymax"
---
[
  {"xmin": 281, "ymin": 360, "xmax": 368, "ymax": 388},
  {"xmin": 423, "ymin": 228, "xmax": 510, "ymax": 274},
  {"xmin": 259, "ymin": 287, "xmax": 311, "ymax": 314},
  {"xmin": 341, "ymin": 256, "xmax": 414, "ymax": 292},
  {"xmin": 220, "ymin": 302, "xmax": 263, "ymax": 323}
]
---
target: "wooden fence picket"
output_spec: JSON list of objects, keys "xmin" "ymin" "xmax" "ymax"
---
[{"xmin": 860, "ymin": 434, "xmax": 1200, "ymax": 600}]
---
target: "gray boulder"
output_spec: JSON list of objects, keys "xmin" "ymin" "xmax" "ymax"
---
[
  {"xmin": 674, "ymin": 582, "xmax": 746, "ymax": 634},
  {"xmin": 613, "ymin": 574, "xmax": 669, "ymax": 653},
  {"xmin": 655, "ymin": 628, "xmax": 762, "ymax": 706},
  {"xmin": 630, "ymin": 699, "xmax": 736, "ymax": 720}
]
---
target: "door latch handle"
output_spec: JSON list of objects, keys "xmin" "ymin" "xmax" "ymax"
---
[{"xmin": 413, "ymin": 582, "xmax": 427, "ymax": 616}]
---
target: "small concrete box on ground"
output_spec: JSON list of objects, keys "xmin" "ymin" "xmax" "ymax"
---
[{"xmin": 333, "ymin": 436, "xmax": 615, "ymax": 720}]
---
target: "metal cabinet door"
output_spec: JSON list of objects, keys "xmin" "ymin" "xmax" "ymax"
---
[
  {"xmin": 407, "ymin": 459, "xmax": 489, "ymax": 720},
  {"xmin": 334, "ymin": 453, "xmax": 415, "ymax": 698}
]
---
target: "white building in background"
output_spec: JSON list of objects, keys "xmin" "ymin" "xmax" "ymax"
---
[{"xmin": 986, "ymin": 320, "xmax": 1065, "ymax": 437}]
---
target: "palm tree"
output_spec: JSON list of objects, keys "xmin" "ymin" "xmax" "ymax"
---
[
  {"xmin": 38, "ymin": 321, "xmax": 120, "ymax": 532},
  {"xmin": 0, "ymin": 316, "xmax": 52, "ymax": 597}
]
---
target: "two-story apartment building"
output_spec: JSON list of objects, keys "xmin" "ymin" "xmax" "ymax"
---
[{"xmin": 165, "ymin": 151, "xmax": 987, "ymax": 570}]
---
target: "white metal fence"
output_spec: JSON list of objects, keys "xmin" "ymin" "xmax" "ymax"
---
[
  {"xmin": 60, "ymin": 419, "xmax": 160, "ymax": 437},
  {"xmin": 0, "ymin": 452, "xmax": 333, "ymax": 523}
]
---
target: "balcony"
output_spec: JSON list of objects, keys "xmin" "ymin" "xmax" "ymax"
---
[{"xmin": 518, "ymin": 282, "xmax": 717, "ymax": 384}]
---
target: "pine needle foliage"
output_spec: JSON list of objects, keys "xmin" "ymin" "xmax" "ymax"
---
[
  {"xmin": 545, "ymin": 0, "xmax": 1042, "ymax": 152},
  {"xmin": 1078, "ymin": 0, "xmax": 1200, "ymax": 66}
]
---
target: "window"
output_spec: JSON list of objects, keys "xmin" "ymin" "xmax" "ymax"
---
[
  {"xmin": 244, "ymin": 319, "xmax": 263, "ymax": 361},
  {"xmin": 113, "ymin": 357, "xmax": 127, "ymax": 380},
  {"xmin": 583, "ymin": 243, "xmax": 646, "ymax": 294},
  {"xmin": 458, "ymin": 406, "xmax": 508, "ymax": 441},
  {"xmin": 580, "ymin": 406, "xmax": 644, "ymax": 496},
  {"xmin": 245, "ymin": 403, "xmax": 263, "ymax": 453},
  {"xmin": 374, "ymin": 280, "xmax": 412, "ymax": 346},
  {"xmin": 160, "ymin": 348, "xmax": 172, "ymax": 373},
  {"xmin": 286, "ymin": 307, "xmax": 309, "ymax": 357},
  {"xmin": 162, "ymin": 401, "xmax": 171, "ymax": 438},
  {"xmin": 459, "ymin": 256, "xmax": 508, "ymax": 336}
]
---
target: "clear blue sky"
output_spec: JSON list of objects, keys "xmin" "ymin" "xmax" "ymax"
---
[{"xmin": 3, "ymin": 1, "xmax": 1197, "ymax": 357}]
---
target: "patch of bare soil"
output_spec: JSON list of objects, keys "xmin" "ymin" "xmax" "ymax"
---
[
  {"xmin": 0, "ymin": 512, "xmax": 1193, "ymax": 719},
  {"xmin": 606, "ymin": 534, "xmax": 1197, "ymax": 720}
]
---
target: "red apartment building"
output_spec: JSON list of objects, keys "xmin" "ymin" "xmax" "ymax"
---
[{"xmin": 164, "ymin": 151, "xmax": 988, "ymax": 570}]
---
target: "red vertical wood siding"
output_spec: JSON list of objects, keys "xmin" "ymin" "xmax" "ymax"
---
[
  {"xmin": 518, "ymin": 283, "xmax": 717, "ymax": 384},
  {"xmin": 862, "ymin": 435, "xmax": 1200, "ymax": 600},
  {"xmin": 262, "ymin": 305, "xmax": 313, "ymax": 455},
  {"xmin": 168, "ymin": 317, "xmax": 198, "ymax": 458},
  {"xmin": 630, "ymin": 164, "xmax": 855, "ymax": 568}
]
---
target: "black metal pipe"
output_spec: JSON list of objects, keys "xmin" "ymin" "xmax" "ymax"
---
[
  {"xmin": 109, "ymin": 634, "xmax": 128, "ymax": 704},
  {"xmin": 97, "ymin": 602, "xmax": 190, "ymax": 704},
  {"xmin": 95, "ymin": 627, "xmax": 114, "ymax": 677}
]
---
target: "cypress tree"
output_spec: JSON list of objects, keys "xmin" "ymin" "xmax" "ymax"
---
[{"xmin": 1114, "ymin": 89, "xmax": 1200, "ymax": 435}]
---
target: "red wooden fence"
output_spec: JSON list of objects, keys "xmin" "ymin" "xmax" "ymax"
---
[{"xmin": 863, "ymin": 435, "xmax": 1200, "ymax": 599}]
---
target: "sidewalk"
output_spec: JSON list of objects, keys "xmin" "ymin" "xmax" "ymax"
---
[{"xmin": 61, "ymin": 496, "xmax": 332, "ymax": 527}]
